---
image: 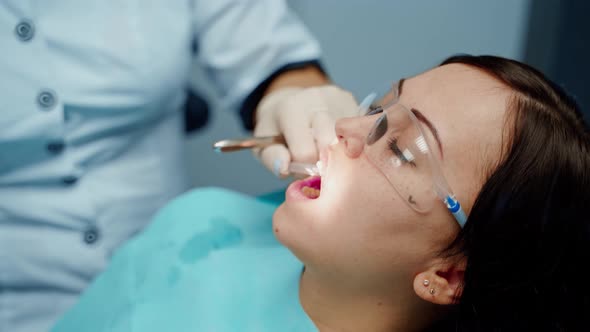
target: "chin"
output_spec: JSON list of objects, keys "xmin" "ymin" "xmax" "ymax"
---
[
  {"xmin": 272, "ymin": 201, "xmax": 305, "ymax": 247},
  {"xmin": 271, "ymin": 204, "xmax": 307, "ymax": 262},
  {"xmin": 272, "ymin": 197, "xmax": 328, "ymax": 254}
]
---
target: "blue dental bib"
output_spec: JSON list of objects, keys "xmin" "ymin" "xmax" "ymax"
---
[{"xmin": 51, "ymin": 188, "xmax": 316, "ymax": 332}]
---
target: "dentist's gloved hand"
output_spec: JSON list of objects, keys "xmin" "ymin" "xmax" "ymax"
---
[{"xmin": 253, "ymin": 85, "xmax": 358, "ymax": 177}]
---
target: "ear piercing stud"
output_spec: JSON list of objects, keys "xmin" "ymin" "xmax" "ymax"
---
[{"xmin": 423, "ymin": 280, "xmax": 435, "ymax": 295}]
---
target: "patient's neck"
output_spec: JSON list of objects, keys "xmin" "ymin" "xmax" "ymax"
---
[{"xmin": 299, "ymin": 267, "xmax": 437, "ymax": 332}]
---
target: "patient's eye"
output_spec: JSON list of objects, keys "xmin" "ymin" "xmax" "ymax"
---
[{"xmin": 387, "ymin": 137, "xmax": 417, "ymax": 167}]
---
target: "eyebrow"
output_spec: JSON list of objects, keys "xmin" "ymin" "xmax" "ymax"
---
[{"xmin": 396, "ymin": 78, "xmax": 444, "ymax": 158}]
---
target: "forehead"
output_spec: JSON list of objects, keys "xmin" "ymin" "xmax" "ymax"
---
[
  {"xmin": 402, "ymin": 64, "xmax": 510, "ymax": 111},
  {"xmin": 401, "ymin": 64, "xmax": 511, "ymax": 206}
]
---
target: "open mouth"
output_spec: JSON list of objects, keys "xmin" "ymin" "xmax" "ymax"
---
[
  {"xmin": 286, "ymin": 175, "xmax": 322, "ymax": 202},
  {"xmin": 300, "ymin": 176, "xmax": 321, "ymax": 199},
  {"xmin": 285, "ymin": 151, "xmax": 327, "ymax": 202}
]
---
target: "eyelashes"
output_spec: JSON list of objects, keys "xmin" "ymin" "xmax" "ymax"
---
[
  {"xmin": 366, "ymin": 103, "xmax": 416, "ymax": 168},
  {"xmin": 387, "ymin": 137, "xmax": 417, "ymax": 167}
]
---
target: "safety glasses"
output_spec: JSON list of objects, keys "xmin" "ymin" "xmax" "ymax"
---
[{"xmin": 359, "ymin": 83, "xmax": 467, "ymax": 227}]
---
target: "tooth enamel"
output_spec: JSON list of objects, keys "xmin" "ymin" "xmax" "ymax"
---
[{"xmin": 301, "ymin": 186, "xmax": 320, "ymax": 199}]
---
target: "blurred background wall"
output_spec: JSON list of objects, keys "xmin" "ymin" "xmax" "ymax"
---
[
  {"xmin": 185, "ymin": 0, "xmax": 588, "ymax": 196},
  {"xmin": 524, "ymin": 1, "xmax": 590, "ymax": 119}
]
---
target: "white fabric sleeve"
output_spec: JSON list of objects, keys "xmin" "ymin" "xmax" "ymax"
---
[{"xmin": 192, "ymin": 0, "xmax": 322, "ymax": 112}]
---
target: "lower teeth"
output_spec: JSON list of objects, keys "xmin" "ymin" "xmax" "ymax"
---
[{"xmin": 301, "ymin": 186, "xmax": 320, "ymax": 199}]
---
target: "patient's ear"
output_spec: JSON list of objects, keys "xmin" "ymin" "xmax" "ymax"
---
[{"xmin": 412, "ymin": 257, "xmax": 466, "ymax": 305}]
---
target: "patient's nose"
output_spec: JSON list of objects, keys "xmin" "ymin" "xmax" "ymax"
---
[{"xmin": 335, "ymin": 117, "xmax": 370, "ymax": 158}]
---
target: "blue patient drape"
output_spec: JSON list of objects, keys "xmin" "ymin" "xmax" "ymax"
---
[{"xmin": 51, "ymin": 187, "xmax": 316, "ymax": 332}]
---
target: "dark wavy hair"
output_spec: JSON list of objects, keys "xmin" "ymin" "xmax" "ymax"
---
[{"xmin": 428, "ymin": 55, "xmax": 590, "ymax": 331}]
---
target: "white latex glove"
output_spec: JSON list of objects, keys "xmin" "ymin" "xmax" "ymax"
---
[{"xmin": 253, "ymin": 85, "xmax": 359, "ymax": 177}]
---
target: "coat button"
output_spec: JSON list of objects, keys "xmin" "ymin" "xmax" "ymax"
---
[
  {"xmin": 47, "ymin": 140, "xmax": 65, "ymax": 154},
  {"xmin": 62, "ymin": 175, "xmax": 78, "ymax": 185},
  {"xmin": 15, "ymin": 20, "xmax": 35, "ymax": 42},
  {"xmin": 37, "ymin": 90, "xmax": 57, "ymax": 110},
  {"xmin": 83, "ymin": 227, "xmax": 100, "ymax": 245}
]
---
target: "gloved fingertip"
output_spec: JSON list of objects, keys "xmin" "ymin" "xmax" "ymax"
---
[
  {"xmin": 273, "ymin": 159, "xmax": 283, "ymax": 178},
  {"xmin": 279, "ymin": 164, "xmax": 291, "ymax": 177}
]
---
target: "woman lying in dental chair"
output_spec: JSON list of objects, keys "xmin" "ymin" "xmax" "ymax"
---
[{"xmin": 52, "ymin": 55, "xmax": 590, "ymax": 332}]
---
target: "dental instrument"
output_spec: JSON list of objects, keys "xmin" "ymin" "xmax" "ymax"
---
[
  {"xmin": 212, "ymin": 135, "xmax": 321, "ymax": 176},
  {"xmin": 213, "ymin": 135, "xmax": 286, "ymax": 153},
  {"xmin": 288, "ymin": 161, "xmax": 321, "ymax": 176}
]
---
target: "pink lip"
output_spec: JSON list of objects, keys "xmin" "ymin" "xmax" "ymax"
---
[{"xmin": 285, "ymin": 176, "xmax": 321, "ymax": 202}]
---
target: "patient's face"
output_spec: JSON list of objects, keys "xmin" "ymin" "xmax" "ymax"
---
[{"xmin": 274, "ymin": 64, "xmax": 510, "ymax": 285}]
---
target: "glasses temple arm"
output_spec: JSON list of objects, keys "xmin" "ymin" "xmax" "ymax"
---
[{"xmin": 445, "ymin": 195, "xmax": 467, "ymax": 227}]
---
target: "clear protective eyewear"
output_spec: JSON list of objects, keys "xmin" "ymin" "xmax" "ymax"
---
[{"xmin": 358, "ymin": 83, "xmax": 467, "ymax": 227}]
